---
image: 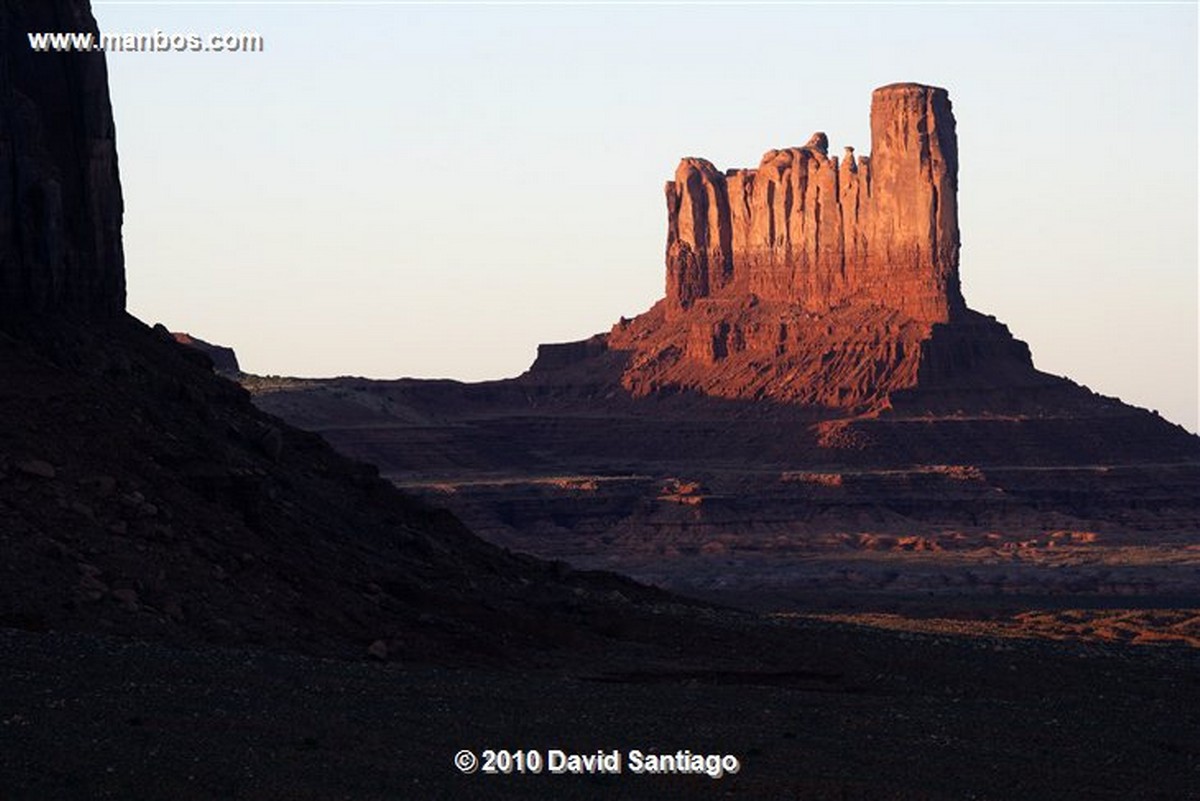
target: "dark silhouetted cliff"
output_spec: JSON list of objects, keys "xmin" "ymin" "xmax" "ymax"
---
[{"xmin": 0, "ymin": 0, "xmax": 124, "ymax": 317}]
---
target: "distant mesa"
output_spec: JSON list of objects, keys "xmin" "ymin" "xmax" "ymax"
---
[{"xmin": 172, "ymin": 332, "xmax": 241, "ymax": 374}]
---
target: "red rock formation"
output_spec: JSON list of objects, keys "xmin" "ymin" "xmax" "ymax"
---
[
  {"xmin": 0, "ymin": 0, "xmax": 125, "ymax": 318},
  {"xmin": 665, "ymin": 84, "xmax": 962, "ymax": 323},
  {"xmin": 583, "ymin": 83, "xmax": 1030, "ymax": 412}
]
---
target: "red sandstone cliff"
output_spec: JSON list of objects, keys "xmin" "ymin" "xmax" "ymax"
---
[
  {"xmin": 535, "ymin": 83, "xmax": 1037, "ymax": 413},
  {"xmin": 665, "ymin": 84, "xmax": 961, "ymax": 323}
]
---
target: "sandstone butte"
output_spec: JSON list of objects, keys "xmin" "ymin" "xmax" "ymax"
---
[
  {"xmin": 531, "ymin": 83, "xmax": 1055, "ymax": 414},
  {"xmin": 247, "ymin": 82, "xmax": 1198, "ymax": 617},
  {"xmin": 664, "ymin": 83, "xmax": 960, "ymax": 323},
  {"xmin": 250, "ymin": 82, "xmax": 1197, "ymax": 480}
]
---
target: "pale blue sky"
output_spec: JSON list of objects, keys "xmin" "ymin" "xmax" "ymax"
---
[{"xmin": 93, "ymin": 2, "xmax": 1197, "ymax": 431}]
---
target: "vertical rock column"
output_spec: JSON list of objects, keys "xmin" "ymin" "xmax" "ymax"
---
[
  {"xmin": 664, "ymin": 158, "xmax": 732, "ymax": 317},
  {"xmin": 859, "ymin": 83, "xmax": 962, "ymax": 322}
]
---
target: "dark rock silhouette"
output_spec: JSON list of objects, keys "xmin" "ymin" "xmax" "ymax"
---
[
  {"xmin": 172, "ymin": 331, "xmax": 241, "ymax": 374},
  {"xmin": 0, "ymin": 0, "xmax": 680, "ymax": 663},
  {"xmin": 0, "ymin": 0, "xmax": 124, "ymax": 317}
]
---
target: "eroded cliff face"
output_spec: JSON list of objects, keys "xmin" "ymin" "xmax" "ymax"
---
[
  {"xmin": 0, "ymin": 0, "xmax": 125, "ymax": 318},
  {"xmin": 579, "ymin": 82, "xmax": 1027, "ymax": 411},
  {"xmin": 665, "ymin": 84, "xmax": 961, "ymax": 323}
]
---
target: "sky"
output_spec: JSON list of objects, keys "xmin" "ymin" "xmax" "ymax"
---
[{"xmin": 92, "ymin": 1, "xmax": 1197, "ymax": 432}]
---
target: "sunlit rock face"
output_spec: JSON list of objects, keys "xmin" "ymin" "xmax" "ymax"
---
[
  {"xmin": 0, "ymin": 0, "xmax": 125, "ymax": 318},
  {"xmin": 665, "ymin": 83, "xmax": 961, "ymax": 324},
  {"xmin": 592, "ymin": 83, "xmax": 1018, "ymax": 410}
]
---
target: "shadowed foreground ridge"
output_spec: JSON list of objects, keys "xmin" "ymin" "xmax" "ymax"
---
[{"xmin": 0, "ymin": 0, "xmax": 683, "ymax": 664}]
